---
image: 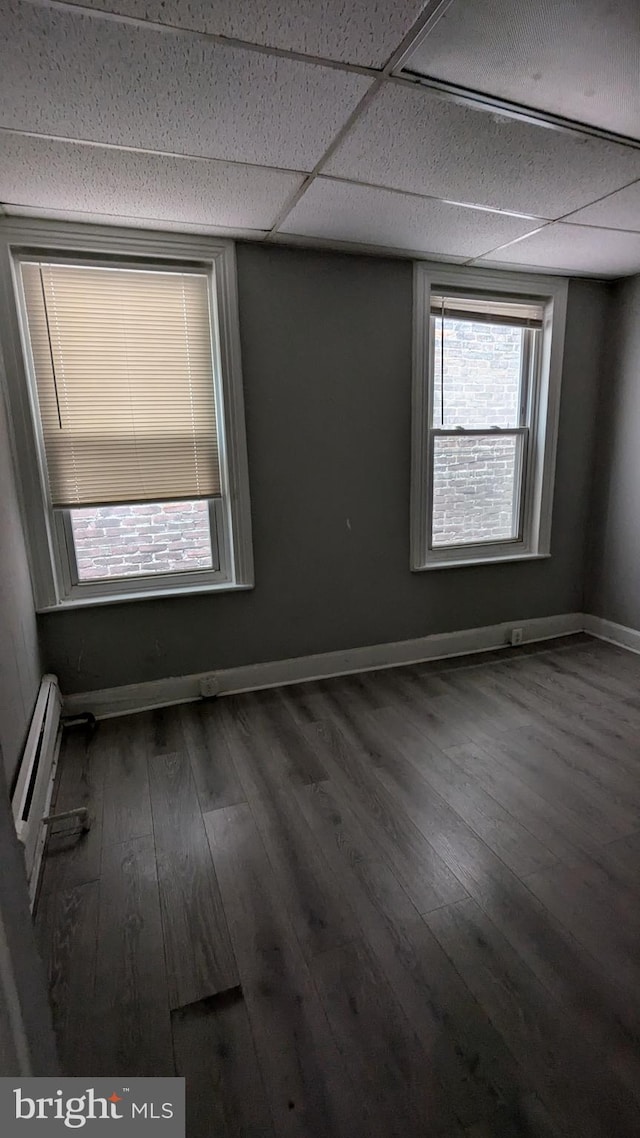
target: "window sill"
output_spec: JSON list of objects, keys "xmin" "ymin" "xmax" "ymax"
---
[
  {"xmin": 37, "ymin": 578, "xmax": 254, "ymax": 613},
  {"xmin": 414, "ymin": 552, "xmax": 551, "ymax": 572}
]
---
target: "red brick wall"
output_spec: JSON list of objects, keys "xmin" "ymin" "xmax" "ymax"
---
[{"xmin": 71, "ymin": 500, "xmax": 212, "ymax": 580}]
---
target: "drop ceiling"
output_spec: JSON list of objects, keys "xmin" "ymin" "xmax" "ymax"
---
[
  {"xmin": 2, "ymin": 0, "xmax": 640, "ymax": 277},
  {"xmin": 401, "ymin": 0, "xmax": 640, "ymax": 140}
]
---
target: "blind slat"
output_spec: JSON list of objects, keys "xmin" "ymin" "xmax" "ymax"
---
[{"xmin": 21, "ymin": 261, "xmax": 221, "ymax": 507}]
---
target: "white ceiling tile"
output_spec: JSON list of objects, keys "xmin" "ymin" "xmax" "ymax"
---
[
  {"xmin": 0, "ymin": 132, "xmax": 303, "ymax": 229},
  {"xmin": 403, "ymin": 0, "xmax": 640, "ymax": 140},
  {"xmin": 77, "ymin": 0, "xmax": 430, "ymax": 67},
  {"xmin": 476, "ymin": 223, "xmax": 640, "ymax": 277},
  {"xmin": 325, "ymin": 84, "xmax": 640, "ymax": 218},
  {"xmin": 564, "ymin": 182, "xmax": 640, "ymax": 231},
  {"xmin": 269, "ymin": 230, "xmax": 465, "ymax": 262},
  {"xmin": 0, "ymin": 2, "xmax": 371, "ymax": 170},
  {"xmin": 279, "ymin": 178, "xmax": 543, "ymax": 257},
  {"xmin": 1, "ymin": 202, "xmax": 263, "ymax": 237}
]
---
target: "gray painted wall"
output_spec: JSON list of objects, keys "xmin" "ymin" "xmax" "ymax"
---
[
  {"xmin": 587, "ymin": 275, "xmax": 640, "ymax": 628},
  {"xmin": 37, "ymin": 245, "xmax": 608, "ymax": 694},
  {"xmin": 0, "ymin": 354, "xmax": 41, "ymax": 784},
  {"xmin": 0, "ymin": 759, "xmax": 57, "ymax": 1075},
  {"xmin": 0, "ymin": 352, "xmax": 55, "ymax": 1076}
]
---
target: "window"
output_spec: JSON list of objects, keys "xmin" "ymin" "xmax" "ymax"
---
[
  {"xmin": 411, "ymin": 265, "xmax": 567, "ymax": 570},
  {"xmin": 1, "ymin": 223, "xmax": 252, "ymax": 608}
]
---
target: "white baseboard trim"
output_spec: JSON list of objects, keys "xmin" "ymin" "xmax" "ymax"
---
[
  {"xmin": 62, "ymin": 611, "xmax": 584, "ymax": 719},
  {"xmin": 582, "ymin": 614, "xmax": 640, "ymax": 655}
]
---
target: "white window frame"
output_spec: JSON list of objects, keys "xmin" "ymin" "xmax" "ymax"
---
[
  {"xmin": 411, "ymin": 263, "xmax": 568, "ymax": 571},
  {"xmin": 0, "ymin": 219, "xmax": 253, "ymax": 610}
]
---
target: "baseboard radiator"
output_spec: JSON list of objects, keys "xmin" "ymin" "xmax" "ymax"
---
[{"xmin": 11, "ymin": 675, "xmax": 63, "ymax": 909}]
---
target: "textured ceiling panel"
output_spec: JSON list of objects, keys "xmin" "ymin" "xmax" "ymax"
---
[
  {"xmin": 564, "ymin": 182, "xmax": 640, "ymax": 232},
  {"xmin": 403, "ymin": 0, "xmax": 640, "ymax": 139},
  {"xmin": 476, "ymin": 223, "xmax": 640, "ymax": 276},
  {"xmin": 0, "ymin": 132, "xmax": 303, "ymax": 229},
  {"xmin": 270, "ymin": 230, "xmax": 464, "ymax": 262},
  {"xmin": 325, "ymin": 84, "xmax": 640, "ymax": 218},
  {"xmin": 2, "ymin": 203, "xmax": 260, "ymax": 236},
  {"xmin": 279, "ymin": 177, "xmax": 542, "ymax": 257},
  {"xmin": 0, "ymin": 2, "xmax": 371, "ymax": 170},
  {"xmin": 77, "ymin": 0, "xmax": 430, "ymax": 67}
]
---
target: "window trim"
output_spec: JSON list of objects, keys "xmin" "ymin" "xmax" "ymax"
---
[
  {"xmin": 0, "ymin": 218, "xmax": 253, "ymax": 609},
  {"xmin": 411, "ymin": 263, "xmax": 568, "ymax": 571}
]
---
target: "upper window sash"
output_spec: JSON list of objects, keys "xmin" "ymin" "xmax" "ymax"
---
[{"xmin": 429, "ymin": 316, "xmax": 537, "ymax": 432}]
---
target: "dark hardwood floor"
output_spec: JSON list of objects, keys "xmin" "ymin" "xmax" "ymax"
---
[{"xmin": 35, "ymin": 634, "xmax": 640, "ymax": 1136}]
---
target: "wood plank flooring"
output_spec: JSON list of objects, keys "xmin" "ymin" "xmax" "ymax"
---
[{"xmin": 35, "ymin": 635, "xmax": 640, "ymax": 1136}]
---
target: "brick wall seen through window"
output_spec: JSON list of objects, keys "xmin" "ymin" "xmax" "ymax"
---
[
  {"xmin": 432, "ymin": 319, "xmax": 523, "ymax": 546},
  {"xmin": 70, "ymin": 500, "xmax": 213, "ymax": 580}
]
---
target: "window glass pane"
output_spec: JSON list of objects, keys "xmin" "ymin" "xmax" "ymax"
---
[
  {"xmin": 432, "ymin": 318, "xmax": 523, "ymax": 428},
  {"xmin": 71, "ymin": 500, "xmax": 214, "ymax": 581},
  {"xmin": 432, "ymin": 434, "xmax": 521, "ymax": 547}
]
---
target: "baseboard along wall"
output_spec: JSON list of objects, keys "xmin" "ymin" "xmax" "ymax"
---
[
  {"xmin": 582, "ymin": 614, "xmax": 640, "ymax": 656},
  {"xmin": 62, "ymin": 611, "xmax": 592, "ymax": 719}
]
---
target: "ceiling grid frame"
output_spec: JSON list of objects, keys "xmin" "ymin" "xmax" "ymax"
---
[{"xmin": 2, "ymin": 0, "xmax": 640, "ymax": 275}]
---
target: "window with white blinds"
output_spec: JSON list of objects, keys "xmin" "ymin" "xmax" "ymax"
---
[
  {"xmin": 5, "ymin": 229, "xmax": 251, "ymax": 609},
  {"xmin": 20, "ymin": 261, "xmax": 221, "ymax": 507}
]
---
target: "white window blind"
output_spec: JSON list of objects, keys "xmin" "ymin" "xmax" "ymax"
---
[
  {"xmin": 430, "ymin": 292, "xmax": 544, "ymax": 328},
  {"xmin": 20, "ymin": 261, "xmax": 221, "ymax": 507}
]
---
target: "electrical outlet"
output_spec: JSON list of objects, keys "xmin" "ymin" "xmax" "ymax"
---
[
  {"xmin": 510, "ymin": 627, "xmax": 523, "ymax": 646},
  {"xmin": 199, "ymin": 674, "xmax": 221, "ymax": 698}
]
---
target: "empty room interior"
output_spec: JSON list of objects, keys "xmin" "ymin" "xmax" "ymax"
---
[{"xmin": 3, "ymin": 0, "xmax": 640, "ymax": 1133}]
